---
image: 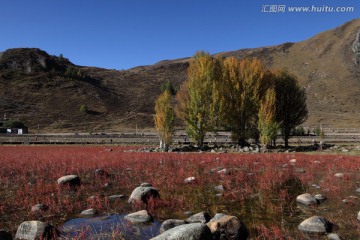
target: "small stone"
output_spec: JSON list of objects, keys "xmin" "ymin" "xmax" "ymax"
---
[
  {"xmin": 124, "ymin": 210, "xmax": 152, "ymax": 224},
  {"xmin": 314, "ymin": 161, "xmax": 321, "ymax": 164},
  {"xmin": 184, "ymin": 177, "xmax": 196, "ymax": 183},
  {"xmin": 334, "ymin": 173, "xmax": 344, "ymax": 178},
  {"xmin": 356, "ymin": 188, "xmax": 360, "ymax": 193},
  {"xmin": 289, "ymin": 159, "xmax": 297, "ymax": 164},
  {"xmin": 296, "ymin": 193, "xmax": 318, "ymax": 205},
  {"xmin": 327, "ymin": 233, "xmax": 342, "ymax": 240},
  {"xmin": 298, "ymin": 216, "xmax": 334, "ymax": 234},
  {"xmin": 108, "ymin": 195, "xmax": 125, "ymax": 201},
  {"xmin": 312, "ymin": 184, "xmax": 321, "ymax": 189},
  {"xmin": 357, "ymin": 211, "xmax": 360, "ymax": 221},
  {"xmin": 186, "ymin": 211, "xmax": 211, "ymax": 224},
  {"xmin": 296, "ymin": 168, "xmax": 306, "ymax": 173},
  {"xmin": 57, "ymin": 175, "xmax": 81, "ymax": 187},
  {"xmin": 80, "ymin": 208, "xmax": 98, "ymax": 216},
  {"xmin": 217, "ymin": 168, "xmax": 230, "ymax": 175},
  {"xmin": 314, "ymin": 194, "xmax": 326, "ymax": 202},
  {"xmin": 31, "ymin": 204, "xmax": 49, "ymax": 213},
  {"xmin": 128, "ymin": 184, "xmax": 159, "ymax": 205}
]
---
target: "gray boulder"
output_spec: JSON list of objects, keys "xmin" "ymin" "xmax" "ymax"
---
[
  {"xmin": 15, "ymin": 221, "xmax": 55, "ymax": 240},
  {"xmin": 298, "ymin": 216, "xmax": 334, "ymax": 234},
  {"xmin": 57, "ymin": 175, "xmax": 80, "ymax": 187},
  {"xmin": 124, "ymin": 210, "xmax": 152, "ymax": 224},
  {"xmin": 159, "ymin": 219, "xmax": 186, "ymax": 233},
  {"xmin": 128, "ymin": 183, "xmax": 159, "ymax": 205},
  {"xmin": 296, "ymin": 193, "xmax": 318, "ymax": 205},
  {"xmin": 186, "ymin": 211, "xmax": 211, "ymax": 224},
  {"xmin": 207, "ymin": 215, "xmax": 248, "ymax": 240},
  {"xmin": 0, "ymin": 230, "xmax": 13, "ymax": 240},
  {"xmin": 150, "ymin": 223, "xmax": 212, "ymax": 240}
]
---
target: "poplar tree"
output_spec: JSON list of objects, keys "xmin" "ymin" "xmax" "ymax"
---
[
  {"xmin": 221, "ymin": 57, "xmax": 266, "ymax": 146},
  {"xmin": 258, "ymin": 88, "xmax": 279, "ymax": 148},
  {"xmin": 176, "ymin": 51, "xmax": 221, "ymax": 147},
  {"xmin": 274, "ymin": 70, "xmax": 308, "ymax": 147},
  {"xmin": 154, "ymin": 90, "xmax": 175, "ymax": 151}
]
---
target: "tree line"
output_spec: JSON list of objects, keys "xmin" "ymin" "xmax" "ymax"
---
[{"xmin": 154, "ymin": 51, "xmax": 308, "ymax": 150}]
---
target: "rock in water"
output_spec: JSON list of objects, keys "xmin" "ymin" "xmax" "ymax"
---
[
  {"xmin": 296, "ymin": 193, "xmax": 318, "ymax": 205},
  {"xmin": 128, "ymin": 183, "xmax": 159, "ymax": 205},
  {"xmin": 159, "ymin": 219, "xmax": 186, "ymax": 233},
  {"xmin": 207, "ymin": 215, "xmax": 248, "ymax": 240},
  {"xmin": 150, "ymin": 223, "xmax": 212, "ymax": 240},
  {"xmin": 124, "ymin": 210, "xmax": 152, "ymax": 224},
  {"xmin": 298, "ymin": 216, "xmax": 334, "ymax": 234},
  {"xmin": 15, "ymin": 221, "xmax": 55, "ymax": 240}
]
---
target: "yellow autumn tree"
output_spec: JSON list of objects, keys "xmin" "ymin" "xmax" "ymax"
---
[
  {"xmin": 176, "ymin": 51, "xmax": 222, "ymax": 147},
  {"xmin": 154, "ymin": 90, "xmax": 175, "ymax": 151},
  {"xmin": 258, "ymin": 88, "xmax": 279, "ymax": 148},
  {"xmin": 221, "ymin": 57, "xmax": 267, "ymax": 146}
]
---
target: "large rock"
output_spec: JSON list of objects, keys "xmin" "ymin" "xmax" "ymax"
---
[
  {"xmin": 186, "ymin": 211, "xmax": 211, "ymax": 224},
  {"xmin": 124, "ymin": 210, "xmax": 152, "ymax": 224},
  {"xmin": 128, "ymin": 183, "xmax": 159, "ymax": 205},
  {"xmin": 150, "ymin": 223, "xmax": 212, "ymax": 240},
  {"xmin": 159, "ymin": 219, "xmax": 186, "ymax": 233},
  {"xmin": 298, "ymin": 216, "xmax": 334, "ymax": 234},
  {"xmin": 0, "ymin": 230, "xmax": 13, "ymax": 240},
  {"xmin": 15, "ymin": 221, "xmax": 55, "ymax": 240},
  {"xmin": 207, "ymin": 215, "xmax": 248, "ymax": 240},
  {"xmin": 296, "ymin": 193, "xmax": 318, "ymax": 205},
  {"xmin": 57, "ymin": 175, "xmax": 80, "ymax": 187}
]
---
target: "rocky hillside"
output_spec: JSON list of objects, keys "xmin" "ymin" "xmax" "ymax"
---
[{"xmin": 1, "ymin": 19, "xmax": 360, "ymax": 132}]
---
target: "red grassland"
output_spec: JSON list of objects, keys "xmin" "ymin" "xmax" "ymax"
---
[{"xmin": 0, "ymin": 145, "xmax": 359, "ymax": 239}]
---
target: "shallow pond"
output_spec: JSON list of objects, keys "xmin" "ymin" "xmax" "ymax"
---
[{"xmin": 59, "ymin": 214, "xmax": 161, "ymax": 240}]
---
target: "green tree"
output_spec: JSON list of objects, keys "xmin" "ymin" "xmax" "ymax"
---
[
  {"xmin": 154, "ymin": 90, "xmax": 175, "ymax": 151},
  {"xmin": 176, "ymin": 51, "xmax": 222, "ymax": 147},
  {"xmin": 258, "ymin": 88, "xmax": 279, "ymax": 148},
  {"xmin": 274, "ymin": 70, "xmax": 308, "ymax": 147}
]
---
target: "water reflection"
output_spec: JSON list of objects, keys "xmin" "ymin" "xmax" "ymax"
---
[{"xmin": 59, "ymin": 214, "xmax": 161, "ymax": 240}]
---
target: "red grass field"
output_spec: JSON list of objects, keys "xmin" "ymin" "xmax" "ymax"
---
[{"xmin": 0, "ymin": 146, "xmax": 359, "ymax": 239}]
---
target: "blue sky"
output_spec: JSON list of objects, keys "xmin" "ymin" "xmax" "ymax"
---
[{"xmin": 0, "ymin": 0, "xmax": 359, "ymax": 70}]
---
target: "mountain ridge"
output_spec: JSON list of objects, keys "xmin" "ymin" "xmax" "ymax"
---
[{"xmin": 1, "ymin": 18, "xmax": 360, "ymax": 132}]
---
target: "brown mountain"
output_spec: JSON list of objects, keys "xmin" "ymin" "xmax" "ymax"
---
[{"xmin": 1, "ymin": 19, "xmax": 360, "ymax": 132}]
